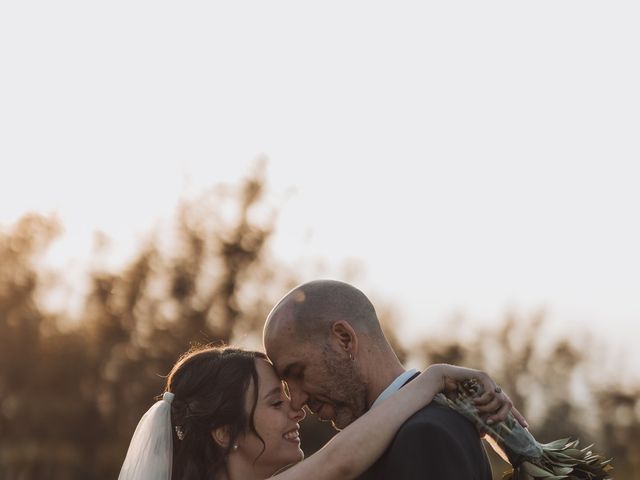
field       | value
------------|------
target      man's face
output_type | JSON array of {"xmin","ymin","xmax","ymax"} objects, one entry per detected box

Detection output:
[{"xmin": 265, "ymin": 337, "xmax": 368, "ymax": 430}]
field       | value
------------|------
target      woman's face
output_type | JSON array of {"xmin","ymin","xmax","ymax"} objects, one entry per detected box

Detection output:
[{"xmin": 236, "ymin": 358, "xmax": 306, "ymax": 475}]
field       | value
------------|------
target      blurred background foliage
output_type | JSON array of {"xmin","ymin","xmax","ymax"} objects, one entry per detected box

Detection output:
[{"xmin": 0, "ymin": 167, "xmax": 638, "ymax": 479}]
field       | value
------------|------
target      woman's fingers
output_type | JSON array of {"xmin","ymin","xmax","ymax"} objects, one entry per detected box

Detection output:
[
  {"xmin": 486, "ymin": 399, "xmax": 512, "ymax": 425},
  {"xmin": 473, "ymin": 376, "xmax": 502, "ymax": 407},
  {"xmin": 446, "ymin": 370, "xmax": 530, "ymax": 428},
  {"xmin": 511, "ymin": 406, "xmax": 529, "ymax": 429},
  {"xmin": 475, "ymin": 394, "xmax": 501, "ymax": 412},
  {"xmin": 473, "ymin": 384, "xmax": 515, "ymax": 424},
  {"xmin": 475, "ymin": 390, "xmax": 529, "ymax": 427},
  {"xmin": 447, "ymin": 370, "xmax": 530, "ymax": 428},
  {"xmin": 473, "ymin": 389, "xmax": 495, "ymax": 406}
]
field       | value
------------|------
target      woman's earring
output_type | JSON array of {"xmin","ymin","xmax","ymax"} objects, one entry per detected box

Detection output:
[
  {"xmin": 232, "ymin": 443, "xmax": 238, "ymax": 451},
  {"xmin": 349, "ymin": 353, "xmax": 354, "ymax": 361}
]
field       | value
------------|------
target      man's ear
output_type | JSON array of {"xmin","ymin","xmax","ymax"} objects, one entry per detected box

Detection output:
[
  {"xmin": 211, "ymin": 425, "xmax": 231, "ymax": 449},
  {"xmin": 330, "ymin": 320, "xmax": 358, "ymax": 357}
]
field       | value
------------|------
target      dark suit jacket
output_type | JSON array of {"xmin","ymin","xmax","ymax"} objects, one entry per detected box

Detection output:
[{"xmin": 358, "ymin": 377, "xmax": 493, "ymax": 480}]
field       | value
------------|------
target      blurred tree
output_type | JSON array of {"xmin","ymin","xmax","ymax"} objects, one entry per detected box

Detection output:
[
  {"xmin": 594, "ymin": 383, "xmax": 640, "ymax": 479},
  {"xmin": 0, "ymin": 214, "xmax": 91, "ymax": 479},
  {"xmin": 410, "ymin": 312, "xmax": 638, "ymax": 479},
  {"xmin": 0, "ymin": 168, "xmax": 638, "ymax": 479},
  {"xmin": 0, "ymin": 165, "xmax": 301, "ymax": 479}
]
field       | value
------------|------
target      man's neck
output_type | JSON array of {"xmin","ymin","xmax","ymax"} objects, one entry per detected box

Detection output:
[{"xmin": 364, "ymin": 360, "xmax": 406, "ymax": 409}]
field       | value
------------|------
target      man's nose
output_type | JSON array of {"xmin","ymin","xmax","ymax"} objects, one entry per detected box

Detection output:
[
  {"xmin": 289, "ymin": 403, "xmax": 306, "ymax": 422},
  {"xmin": 287, "ymin": 385, "xmax": 308, "ymax": 412}
]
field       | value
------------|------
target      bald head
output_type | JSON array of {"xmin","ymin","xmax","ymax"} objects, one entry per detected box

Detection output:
[
  {"xmin": 264, "ymin": 279, "xmax": 385, "ymax": 345},
  {"xmin": 264, "ymin": 280, "xmax": 405, "ymax": 424}
]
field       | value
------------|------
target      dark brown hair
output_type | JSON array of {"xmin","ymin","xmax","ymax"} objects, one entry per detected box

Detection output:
[{"xmin": 166, "ymin": 345, "xmax": 268, "ymax": 480}]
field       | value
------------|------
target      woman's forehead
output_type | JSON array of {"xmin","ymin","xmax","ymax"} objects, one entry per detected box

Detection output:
[{"xmin": 256, "ymin": 358, "xmax": 282, "ymax": 390}]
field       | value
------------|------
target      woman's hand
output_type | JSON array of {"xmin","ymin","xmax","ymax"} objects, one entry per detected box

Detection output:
[{"xmin": 431, "ymin": 364, "xmax": 529, "ymax": 429}]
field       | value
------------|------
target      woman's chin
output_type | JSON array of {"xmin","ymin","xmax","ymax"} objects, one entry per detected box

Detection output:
[
  {"xmin": 285, "ymin": 448, "xmax": 304, "ymax": 465},
  {"xmin": 284, "ymin": 440, "xmax": 304, "ymax": 463}
]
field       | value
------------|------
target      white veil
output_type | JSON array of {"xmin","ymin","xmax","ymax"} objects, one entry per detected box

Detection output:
[{"xmin": 118, "ymin": 391, "xmax": 174, "ymax": 480}]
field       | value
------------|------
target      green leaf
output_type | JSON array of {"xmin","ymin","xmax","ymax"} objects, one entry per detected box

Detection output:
[
  {"xmin": 522, "ymin": 462, "xmax": 555, "ymax": 477},
  {"xmin": 551, "ymin": 466, "xmax": 573, "ymax": 475},
  {"xmin": 540, "ymin": 438, "xmax": 571, "ymax": 450}
]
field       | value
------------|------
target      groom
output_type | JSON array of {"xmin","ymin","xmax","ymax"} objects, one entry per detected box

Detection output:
[{"xmin": 263, "ymin": 279, "xmax": 503, "ymax": 479}]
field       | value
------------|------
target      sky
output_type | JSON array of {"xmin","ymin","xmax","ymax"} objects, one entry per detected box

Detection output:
[{"xmin": 1, "ymin": 2, "xmax": 639, "ymax": 375}]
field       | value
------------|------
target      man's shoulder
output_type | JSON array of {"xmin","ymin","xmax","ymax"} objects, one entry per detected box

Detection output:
[
  {"xmin": 371, "ymin": 401, "xmax": 492, "ymax": 479},
  {"xmin": 396, "ymin": 400, "xmax": 478, "ymax": 439}
]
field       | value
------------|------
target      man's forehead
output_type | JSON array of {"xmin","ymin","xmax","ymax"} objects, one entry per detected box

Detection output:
[
  {"xmin": 269, "ymin": 350, "xmax": 302, "ymax": 378},
  {"xmin": 268, "ymin": 333, "xmax": 302, "ymax": 357},
  {"xmin": 267, "ymin": 336, "xmax": 317, "ymax": 372},
  {"xmin": 264, "ymin": 322, "xmax": 296, "ymax": 355}
]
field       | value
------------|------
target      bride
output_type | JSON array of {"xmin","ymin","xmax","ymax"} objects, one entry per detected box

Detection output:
[{"xmin": 119, "ymin": 345, "xmax": 517, "ymax": 480}]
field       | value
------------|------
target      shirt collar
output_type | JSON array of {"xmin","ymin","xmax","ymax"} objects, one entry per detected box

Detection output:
[{"xmin": 371, "ymin": 368, "xmax": 419, "ymax": 409}]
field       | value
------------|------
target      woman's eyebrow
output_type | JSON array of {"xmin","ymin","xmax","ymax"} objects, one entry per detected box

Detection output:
[{"xmin": 262, "ymin": 386, "xmax": 282, "ymax": 400}]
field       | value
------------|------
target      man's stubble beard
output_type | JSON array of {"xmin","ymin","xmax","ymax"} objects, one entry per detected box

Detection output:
[{"xmin": 321, "ymin": 348, "xmax": 368, "ymax": 431}]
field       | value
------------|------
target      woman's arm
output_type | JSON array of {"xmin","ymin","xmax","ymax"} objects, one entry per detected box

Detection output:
[{"xmin": 271, "ymin": 364, "xmax": 509, "ymax": 480}]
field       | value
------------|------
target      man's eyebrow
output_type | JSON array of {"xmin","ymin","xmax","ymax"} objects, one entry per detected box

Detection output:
[
  {"xmin": 281, "ymin": 362, "xmax": 301, "ymax": 379},
  {"xmin": 262, "ymin": 386, "xmax": 281, "ymax": 401}
]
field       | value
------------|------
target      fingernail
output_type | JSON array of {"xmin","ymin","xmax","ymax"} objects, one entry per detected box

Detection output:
[{"xmin": 486, "ymin": 419, "xmax": 493, "ymax": 425}]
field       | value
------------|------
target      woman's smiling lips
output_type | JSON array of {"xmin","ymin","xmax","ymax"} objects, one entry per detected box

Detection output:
[{"xmin": 283, "ymin": 426, "xmax": 300, "ymax": 443}]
